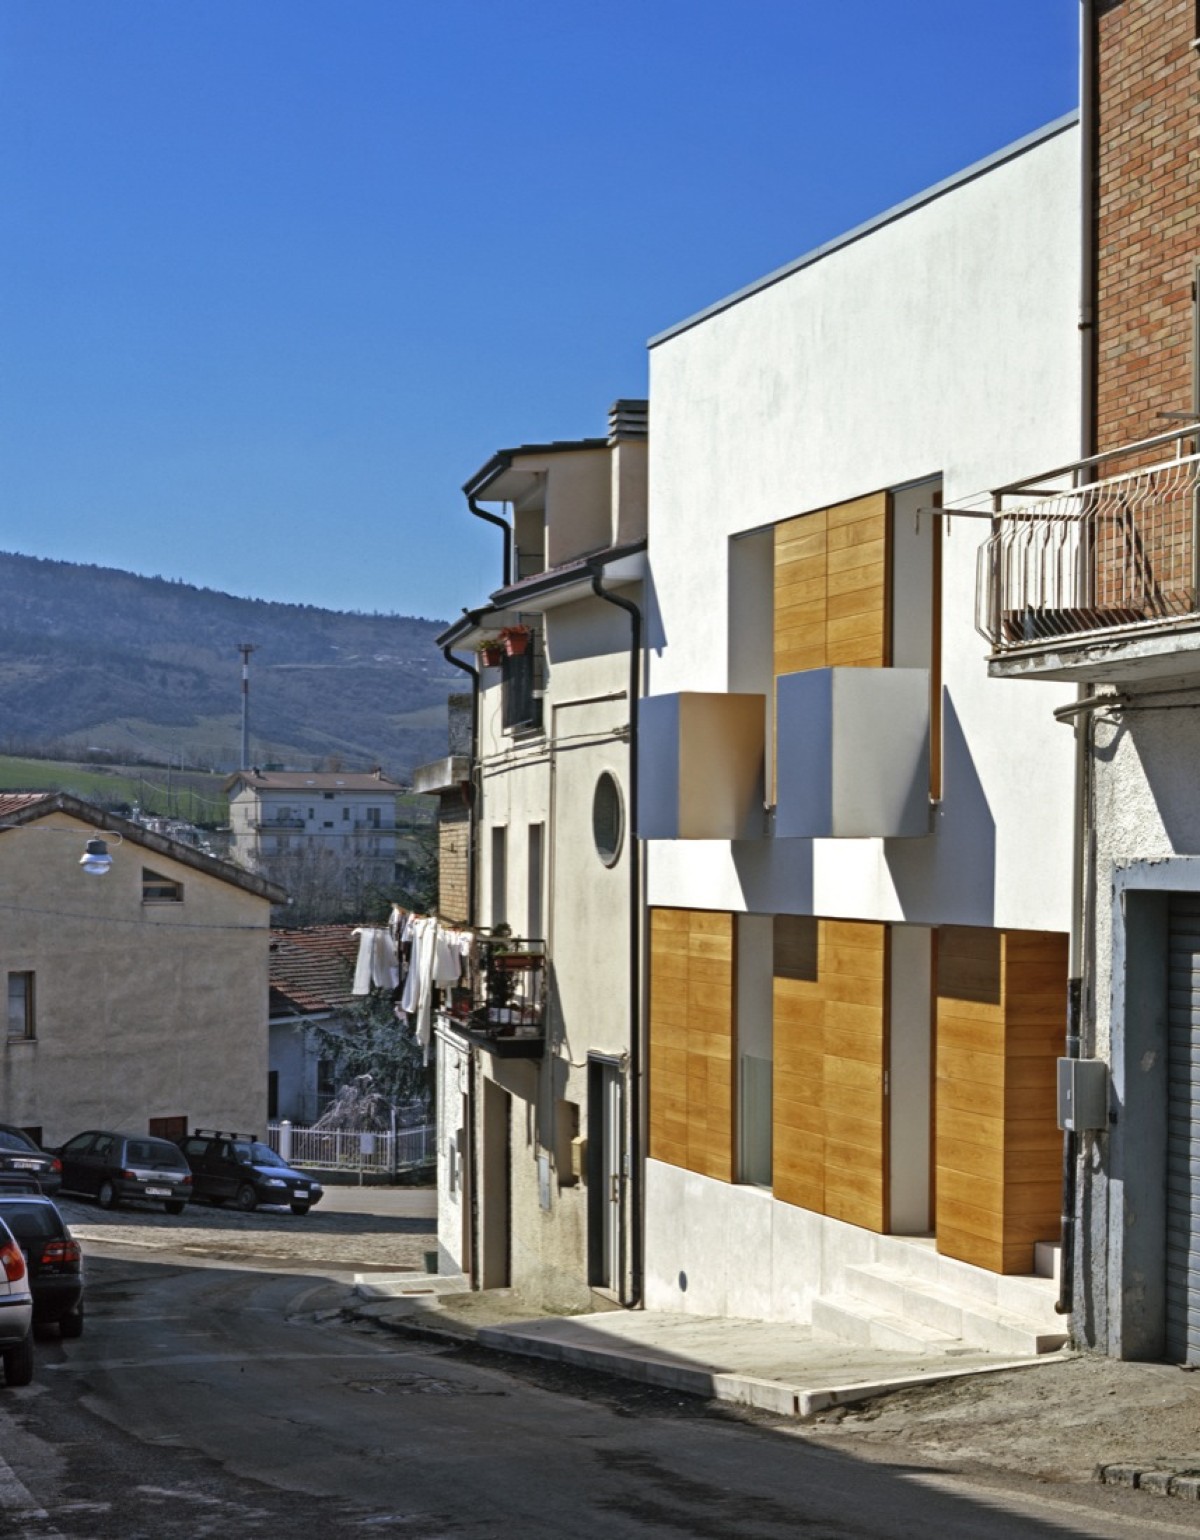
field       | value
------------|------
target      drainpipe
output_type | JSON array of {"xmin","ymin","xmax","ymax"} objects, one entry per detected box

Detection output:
[
  {"xmin": 468, "ymin": 495, "xmax": 512, "ymax": 591},
  {"xmin": 1058, "ymin": 0, "xmax": 1099, "ymax": 1320},
  {"xmin": 589, "ymin": 563, "xmax": 643, "ymax": 1310},
  {"xmin": 441, "ymin": 641, "xmax": 481, "ymax": 1287},
  {"xmin": 441, "ymin": 645, "xmax": 480, "ymax": 926}
]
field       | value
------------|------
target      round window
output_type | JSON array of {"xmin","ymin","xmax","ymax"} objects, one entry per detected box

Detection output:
[{"xmin": 592, "ymin": 772, "xmax": 624, "ymax": 866}]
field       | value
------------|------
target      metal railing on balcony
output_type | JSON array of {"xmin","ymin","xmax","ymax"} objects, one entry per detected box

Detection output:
[
  {"xmin": 439, "ymin": 935, "xmax": 547, "ymax": 1056},
  {"xmin": 254, "ymin": 816, "xmax": 305, "ymax": 830},
  {"xmin": 976, "ymin": 430, "xmax": 1200, "ymax": 653}
]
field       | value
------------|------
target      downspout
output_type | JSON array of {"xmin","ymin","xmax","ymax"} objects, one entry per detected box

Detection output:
[
  {"xmin": 442, "ymin": 642, "xmax": 481, "ymax": 1289},
  {"xmin": 1058, "ymin": 0, "xmax": 1099, "ymax": 1320},
  {"xmin": 468, "ymin": 495, "xmax": 512, "ymax": 591},
  {"xmin": 589, "ymin": 563, "xmax": 643, "ymax": 1310}
]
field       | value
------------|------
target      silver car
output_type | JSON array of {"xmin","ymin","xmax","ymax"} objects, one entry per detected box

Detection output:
[{"xmin": 0, "ymin": 1213, "xmax": 34, "ymax": 1385}]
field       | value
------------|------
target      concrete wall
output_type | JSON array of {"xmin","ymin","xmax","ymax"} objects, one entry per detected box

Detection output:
[{"xmin": 0, "ymin": 814, "xmax": 271, "ymax": 1143}]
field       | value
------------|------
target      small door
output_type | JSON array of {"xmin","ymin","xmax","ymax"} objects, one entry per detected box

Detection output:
[
  {"xmin": 1167, "ymin": 894, "xmax": 1200, "ymax": 1363},
  {"xmin": 588, "ymin": 1058, "xmax": 623, "ymax": 1291}
]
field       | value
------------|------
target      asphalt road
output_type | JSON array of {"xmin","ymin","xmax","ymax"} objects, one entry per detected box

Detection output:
[{"xmin": 0, "ymin": 1198, "xmax": 1188, "ymax": 1539}]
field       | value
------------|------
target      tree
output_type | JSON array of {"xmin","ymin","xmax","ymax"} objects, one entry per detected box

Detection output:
[{"xmin": 305, "ymin": 990, "xmax": 432, "ymax": 1127}]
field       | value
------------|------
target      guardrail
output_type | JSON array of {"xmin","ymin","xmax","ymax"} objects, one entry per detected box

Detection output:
[{"xmin": 267, "ymin": 1120, "xmax": 434, "ymax": 1178}]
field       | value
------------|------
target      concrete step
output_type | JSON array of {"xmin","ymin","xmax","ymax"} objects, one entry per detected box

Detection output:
[
  {"xmin": 1034, "ymin": 1240, "xmax": 1062, "ymax": 1283},
  {"xmin": 816, "ymin": 1263, "xmax": 1068, "ymax": 1357},
  {"xmin": 810, "ymin": 1293, "xmax": 964, "ymax": 1354}
]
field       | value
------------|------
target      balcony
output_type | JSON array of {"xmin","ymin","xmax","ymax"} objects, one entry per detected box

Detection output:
[
  {"xmin": 254, "ymin": 817, "xmax": 305, "ymax": 831},
  {"xmin": 638, "ymin": 692, "xmax": 765, "ymax": 840},
  {"xmin": 440, "ymin": 938, "xmax": 546, "ymax": 1059},
  {"xmin": 977, "ymin": 435, "xmax": 1200, "ymax": 684},
  {"xmin": 775, "ymin": 667, "xmax": 930, "ymax": 839}
]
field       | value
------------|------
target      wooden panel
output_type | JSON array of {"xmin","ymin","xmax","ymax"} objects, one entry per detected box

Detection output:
[
  {"xmin": 772, "ymin": 915, "xmax": 888, "ymax": 1231},
  {"xmin": 935, "ymin": 926, "xmax": 1066, "ymax": 1274},
  {"xmin": 648, "ymin": 907, "xmax": 734, "ymax": 1182}
]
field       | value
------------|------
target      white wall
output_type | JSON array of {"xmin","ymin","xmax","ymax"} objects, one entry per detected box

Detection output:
[{"xmin": 645, "ymin": 121, "xmax": 1081, "ymax": 936}]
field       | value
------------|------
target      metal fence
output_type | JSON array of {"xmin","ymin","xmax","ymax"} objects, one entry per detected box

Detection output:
[
  {"xmin": 267, "ymin": 1120, "xmax": 435, "ymax": 1178},
  {"xmin": 977, "ymin": 453, "xmax": 1200, "ymax": 650}
]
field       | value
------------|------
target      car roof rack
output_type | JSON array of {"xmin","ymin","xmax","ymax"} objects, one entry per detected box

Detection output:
[{"xmin": 192, "ymin": 1129, "xmax": 258, "ymax": 1141}]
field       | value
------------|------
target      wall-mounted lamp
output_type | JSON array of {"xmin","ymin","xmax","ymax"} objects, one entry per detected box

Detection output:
[{"xmin": 80, "ymin": 837, "xmax": 116, "ymax": 876}]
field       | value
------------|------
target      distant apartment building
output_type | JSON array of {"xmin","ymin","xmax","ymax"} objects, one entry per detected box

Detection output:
[{"xmin": 225, "ymin": 769, "xmax": 403, "ymax": 917}]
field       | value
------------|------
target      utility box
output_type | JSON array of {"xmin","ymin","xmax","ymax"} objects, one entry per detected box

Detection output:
[{"xmin": 1057, "ymin": 1057, "xmax": 1108, "ymax": 1132}]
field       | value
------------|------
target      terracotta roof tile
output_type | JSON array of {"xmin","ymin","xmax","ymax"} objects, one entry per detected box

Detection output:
[{"xmin": 269, "ymin": 925, "xmax": 361, "ymax": 1017}]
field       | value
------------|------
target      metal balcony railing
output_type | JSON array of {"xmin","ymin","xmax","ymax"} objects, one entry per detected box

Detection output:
[
  {"xmin": 977, "ymin": 431, "xmax": 1200, "ymax": 653},
  {"xmin": 440, "ymin": 936, "xmax": 547, "ymax": 1057}
]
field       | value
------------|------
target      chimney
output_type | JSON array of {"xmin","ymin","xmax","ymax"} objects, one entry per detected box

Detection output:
[{"xmin": 608, "ymin": 399, "xmax": 648, "ymax": 444}]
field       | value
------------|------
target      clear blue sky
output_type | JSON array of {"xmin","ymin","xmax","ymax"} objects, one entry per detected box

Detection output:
[{"xmin": 0, "ymin": 1, "xmax": 1079, "ymax": 624}]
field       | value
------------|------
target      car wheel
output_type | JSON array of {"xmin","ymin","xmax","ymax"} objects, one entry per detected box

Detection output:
[
  {"xmin": 59, "ymin": 1306, "xmax": 84, "ymax": 1341},
  {"xmin": 164, "ymin": 1200, "xmax": 186, "ymax": 1216},
  {"xmin": 290, "ymin": 1202, "xmax": 311, "ymax": 1216},
  {"xmin": 97, "ymin": 1180, "xmax": 119, "ymax": 1210},
  {"xmin": 234, "ymin": 1184, "xmax": 258, "ymax": 1212},
  {"xmin": 3, "ymin": 1333, "xmax": 33, "ymax": 1386}
]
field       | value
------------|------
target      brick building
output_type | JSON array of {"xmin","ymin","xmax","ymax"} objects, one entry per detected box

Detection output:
[{"xmin": 981, "ymin": 1, "xmax": 1200, "ymax": 1360}]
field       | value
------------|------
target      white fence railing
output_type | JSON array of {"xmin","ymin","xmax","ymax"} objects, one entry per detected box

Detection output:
[
  {"xmin": 977, "ymin": 454, "xmax": 1200, "ymax": 650},
  {"xmin": 267, "ymin": 1120, "xmax": 435, "ymax": 1177}
]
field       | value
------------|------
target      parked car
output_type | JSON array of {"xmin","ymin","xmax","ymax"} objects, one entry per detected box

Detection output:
[
  {"xmin": 0, "ymin": 1189, "xmax": 83, "ymax": 1338},
  {"xmin": 177, "ymin": 1131, "xmax": 324, "ymax": 1215},
  {"xmin": 0, "ymin": 1125, "xmax": 62, "ymax": 1196},
  {"xmin": 0, "ymin": 1213, "xmax": 34, "ymax": 1385},
  {"xmin": 57, "ymin": 1131, "xmax": 193, "ymax": 1214}
]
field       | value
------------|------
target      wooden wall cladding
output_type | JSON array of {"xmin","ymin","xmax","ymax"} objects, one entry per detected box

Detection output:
[
  {"xmin": 773, "ymin": 492, "xmax": 890, "ymax": 678},
  {"xmin": 773, "ymin": 916, "xmax": 888, "ymax": 1233},
  {"xmin": 935, "ymin": 927, "xmax": 1067, "ymax": 1274},
  {"xmin": 648, "ymin": 907, "xmax": 735, "ymax": 1182}
]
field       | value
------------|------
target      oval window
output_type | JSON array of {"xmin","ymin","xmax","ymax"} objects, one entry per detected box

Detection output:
[{"xmin": 592, "ymin": 772, "xmax": 624, "ymax": 866}]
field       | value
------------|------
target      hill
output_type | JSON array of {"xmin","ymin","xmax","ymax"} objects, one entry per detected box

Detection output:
[{"xmin": 0, "ymin": 552, "xmax": 458, "ymax": 779}]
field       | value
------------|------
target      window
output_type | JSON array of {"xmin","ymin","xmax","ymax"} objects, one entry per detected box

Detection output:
[
  {"xmin": 527, "ymin": 823, "xmax": 544, "ymax": 939},
  {"xmin": 502, "ymin": 649, "xmax": 542, "ymax": 733},
  {"xmin": 268, "ymin": 1071, "xmax": 279, "ymax": 1121},
  {"xmin": 490, "ymin": 826, "xmax": 508, "ymax": 927},
  {"xmin": 366, "ymin": 806, "xmax": 381, "ymax": 828},
  {"xmin": 317, "ymin": 1058, "xmax": 337, "ymax": 1110},
  {"xmin": 592, "ymin": 773, "xmax": 624, "ymax": 866},
  {"xmin": 343, "ymin": 807, "xmax": 351, "ymax": 821},
  {"xmin": 142, "ymin": 868, "xmax": 183, "ymax": 903},
  {"xmin": 7, "ymin": 973, "xmax": 34, "ymax": 1041},
  {"xmin": 324, "ymin": 791, "xmax": 335, "ymax": 800}
]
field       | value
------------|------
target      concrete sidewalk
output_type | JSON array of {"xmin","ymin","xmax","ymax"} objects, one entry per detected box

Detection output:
[{"xmin": 349, "ymin": 1274, "xmax": 1062, "ymax": 1418}]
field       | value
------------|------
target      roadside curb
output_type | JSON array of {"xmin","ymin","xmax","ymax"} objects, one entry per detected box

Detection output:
[
  {"xmin": 346, "ymin": 1292, "xmax": 1065, "ymax": 1422},
  {"xmin": 1096, "ymin": 1463, "xmax": 1200, "ymax": 1500}
]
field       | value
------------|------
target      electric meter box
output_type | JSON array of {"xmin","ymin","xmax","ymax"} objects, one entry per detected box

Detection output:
[{"xmin": 1057, "ymin": 1057, "xmax": 1108, "ymax": 1132}]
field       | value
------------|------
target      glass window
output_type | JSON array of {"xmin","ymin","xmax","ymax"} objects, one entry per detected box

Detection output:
[
  {"xmin": 592, "ymin": 773, "xmax": 624, "ymax": 866},
  {"xmin": 7, "ymin": 973, "xmax": 33, "ymax": 1040},
  {"xmin": 142, "ymin": 869, "xmax": 184, "ymax": 903}
]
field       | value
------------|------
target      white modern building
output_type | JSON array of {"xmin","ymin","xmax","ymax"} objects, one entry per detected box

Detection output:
[{"xmin": 637, "ymin": 116, "xmax": 1083, "ymax": 1351}]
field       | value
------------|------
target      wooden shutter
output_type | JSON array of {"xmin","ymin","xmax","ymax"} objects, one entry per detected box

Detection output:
[
  {"xmin": 935, "ymin": 927, "xmax": 1065, "ymax": 1273},
  {"xmin": 648, "ymin": 908, "xmax": 735, "ymax": 1182},
  {"xmin": 773, "ymin": 916, "xmax": 889, "ymax": 1232},
  {"xmin": 774, "ymin": 492, "xmax": 890, "ymax": 677}
]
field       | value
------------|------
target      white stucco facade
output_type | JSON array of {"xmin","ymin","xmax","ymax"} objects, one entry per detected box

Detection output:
[{"xmin": 641, "ymin": 117, "xmax": 1083, "ymax": 1321}]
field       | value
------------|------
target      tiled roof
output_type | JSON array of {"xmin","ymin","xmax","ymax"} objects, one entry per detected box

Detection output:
[
  {"xmin": 226, "ymin": 771, "xmax": 403, "ymax": 794},
  {"xmin": 269, "ymin": 925, "xmax": 360, "ymax": 1017}
]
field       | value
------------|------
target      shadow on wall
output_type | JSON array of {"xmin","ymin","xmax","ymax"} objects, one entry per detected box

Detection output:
[
  {"xmin": 1099, "ymin": 708, "xmax": 1200, "ymax": 853},
  {"xmin": 886, "ymin": 690, "xmax": 996, "ymax": 926},
  {"xmin": 732, "ymin": 829, "xmax": 815, "ymax": 916}
]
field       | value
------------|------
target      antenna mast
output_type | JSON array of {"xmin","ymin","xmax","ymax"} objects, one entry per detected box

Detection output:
[{"xmin": 237, "ymin": 643, "xmax": 258, "ymax": 770}]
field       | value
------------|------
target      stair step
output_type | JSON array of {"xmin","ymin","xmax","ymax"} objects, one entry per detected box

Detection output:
[
  {"xmin": 822, "ymin": 1263, "xmax": 1068, "ymax": 1357},
  {"xmin": 811, "ymin": 1294, "xmax": 962, "ymax": 1354}
]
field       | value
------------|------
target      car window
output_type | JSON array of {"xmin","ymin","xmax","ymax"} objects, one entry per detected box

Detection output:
[
  {"xmin": 0, "ymin": 1205, "xmax": 58, "ymax": 1240},
  {"xmin": 232, "ymin": 1143, "xmax": 254, "ymax": 1165},
  {"xmin": 0, "ymin": 1131, "xmax": 35, "ymax": 1153},
  {"xmin": 127, "ymin": 1140, "xmax": 187, "ymax": 1167},
  {"xmin": 62, "ymin": 1133, "xmax": 95, "ymax": 1156},
  {"xmin": 181, "ymin": 1139, "xmax": 208, "ymax": 1157},
  {"xmin": 248, "ymin": 1142, "xmax": 286, "ymax": 1167},
  {"xmin": 92, "ymin": 1135, "xmax": 114, "ymax": 1156}
]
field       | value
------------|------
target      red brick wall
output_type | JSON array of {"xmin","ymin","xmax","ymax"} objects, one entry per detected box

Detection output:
[{"xmin": 1096, "ymin": 0, "xmax": 1200, "ymax": 452}]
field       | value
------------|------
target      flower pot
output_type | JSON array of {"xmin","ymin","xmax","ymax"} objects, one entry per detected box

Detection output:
[
  {"xmin": 501, "ymin": 627, "xmax": 530, "ymax": 657},
  {"xmin": 479, "ymin": 642, "xmax": 504, "ymax": 667}
]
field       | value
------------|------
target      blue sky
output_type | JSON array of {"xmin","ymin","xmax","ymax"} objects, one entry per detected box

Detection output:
[{"xmin": 0, "ymin": 1, "xmax": 1079, "ymax": 623}]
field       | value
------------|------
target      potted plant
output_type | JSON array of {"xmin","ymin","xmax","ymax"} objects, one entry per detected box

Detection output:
[
  {"xmin": 500, "ymin": 625, "xmax": 531, "ymax": 657},
  {"xmin": 477, "ymin": 638, "xmax": 505, "ymax": 668}
]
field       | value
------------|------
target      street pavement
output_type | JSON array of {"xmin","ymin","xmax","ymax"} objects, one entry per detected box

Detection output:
[{"xmin": 57, "ymin": 1182, "xmax": 438, "ymax": 1273}]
